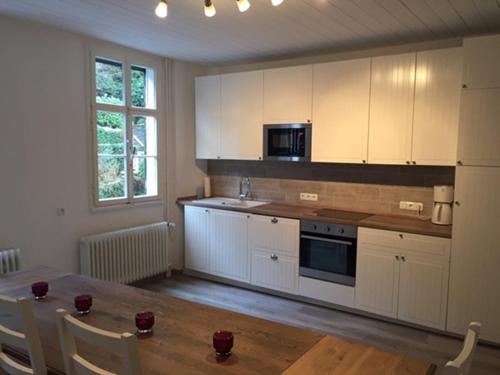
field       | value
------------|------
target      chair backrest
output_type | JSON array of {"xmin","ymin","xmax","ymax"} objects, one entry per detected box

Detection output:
[
  {"xmin": 443, "ymin": 322, "xmax": 482, "ymax": 375},
  {"xmin": 0, "ymin": 295, "xmax": 47, "ymax": 375},
  {"xmin": 56, "ymin": 309, "xmax": 141, "ymax": 375}
]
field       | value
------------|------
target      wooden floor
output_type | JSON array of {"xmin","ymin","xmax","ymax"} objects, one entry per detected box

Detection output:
[{"xmin": 142, "ymin": 274, "xmax": 500, "ymax": 375}]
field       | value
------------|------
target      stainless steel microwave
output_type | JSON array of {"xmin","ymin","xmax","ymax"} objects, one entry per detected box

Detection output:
[{"xmin": 263, "ymin": 124, "xmax": 312, "ymax": 162}]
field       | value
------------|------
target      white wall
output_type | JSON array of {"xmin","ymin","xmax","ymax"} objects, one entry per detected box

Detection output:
[{"xmin": 0, "ymin": 15, "xmax": 206, "ymax": 272}]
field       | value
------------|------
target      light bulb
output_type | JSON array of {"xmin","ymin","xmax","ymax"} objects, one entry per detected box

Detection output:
[
  {"xmin": 155, "ymin": 0, "xmax": 168, "ymax": 18},
  {"xmin": 271, "ymin": 0, "xmax": 283, "ymax": 5},
  {"xmin": 236, "ymin": 0, "xmax": 251, "ymax": 12},
  {"xmin": 204, "ymin": 0, "xmax": 216, "ymax": 17}
]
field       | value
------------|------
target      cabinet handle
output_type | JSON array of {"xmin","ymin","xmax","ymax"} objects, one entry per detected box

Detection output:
[
  {"xmin": 247, "ymin": 215, "xmax": 251, "ymax": 219},
  {"xmin": 270, "ymin": 254, "xmax": 278, "ymax": 261},
  {"xmin": 271, "ymin": 218, "xmax": 278, "ymax": 224},
  {"xmin": 457, "ymin": 160, "xmax": 463, "ymax": 165},
  {"xmin": 406, "ymin": 161, "xmax": 410, "ymax": 165},
  {"xmin": 205, "ymin": 209, "xmax": 209, "ymax": 213},
  {"xmin": 455, "ymin": 201, "xmax": 460, "ymax": 207},
  {"xmin": 412, "ymin": 161, "xmax": 416, "ymax": 165},
  {"xmin": 462, "ymin": 84, "xmax": 467, "ymax": 89},
  {"xmin": 401, "ymin": 256, "xmax": 406, "ymax": 262},
  {"xmin": 399, "ymin": 234, "xmax": 404, "ymax": 239},
  {"xmin": 362, "ymin": 160, "xmax": 367, "ymax": 164},
  {"xmin": 307, "ymin": 119, "xmax": 311, "ymax": 123},
  {"xmin": 395, "ymin": 255, "xmax": 400, "ymax": 261},
  {"xmin": 258, "ymin": 157, "xmax": 262, "ymax": 160}
]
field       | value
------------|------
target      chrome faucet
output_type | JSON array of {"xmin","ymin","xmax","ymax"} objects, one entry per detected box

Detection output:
[{"xmin": 239, "ymin": 177, "xmax": 252, "ymax": 200}]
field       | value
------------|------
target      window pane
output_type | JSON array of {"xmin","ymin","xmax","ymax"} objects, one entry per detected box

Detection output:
[
  {"xmin": 132, "ymin": 116, "xmax": 157, "ymax": 156},
  {"xmin": 131, "ymin": 65, "xmax": 156, "ymax": 109},
  {"xmin": 96, "ymin": 111, "xmax": 126, "ymax": 155},
  {"xmin": 98, "ymin": 157, "xmax": 127, "ymax": 201},
  {"xmin": 96, "ymin": 58, "xmax": 124, "ymax": 105},
  {"xmin": 133, "ymin": 157, "xmax": 158, "ymax": 197}
]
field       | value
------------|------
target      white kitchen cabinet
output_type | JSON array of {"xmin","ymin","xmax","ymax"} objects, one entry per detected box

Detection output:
[
  {"xmin": 263, "ymin": 65, "xmax": 313, "ymax": 124},
  {"xmin": 368, "ymin": 53, "xmax": 415, "ymax": 165},
  {"xmin": 184, "ymin": 206, "xmax": 210, "ymax": 272},
  {"xmin": 398, "ymin": 255, "xmax": 449, "ymax": 330},
  {"xmin": 209, "ymin": 209, "xmax": 249, "ymax": 282},
  {"xmin": 412, "ymin": 48, "xmax": 463, "ymax": 166},
  {"xmin": 355, "ymin": 247, "xmax": 400, "ymax": 318},
  {"xmin": 457, "ymin": 88, "xmax": 500, "ymax": 167},
  {"xmin": 220, "ymin": 71, "xmax": 263, "ymax": 160},
  {"xmin": 312, "ymin": 58, "xmax": 370, "ymax": 163},
  {"xmin": 248, "ymin": 215, "xmax": 299, "ymax": 256},
  {"xmin": 195, "ymin": 75, "xmax": 221, "ymax": 159},
  {"xmin": 356, "ymin": 228, "xmax": 451, "ymax": 330},
  {"xmin": 251, "ymin": 251, "xmax": 298, "ymax": 293},
  {"xmin": 447, "ymin": 167, "xmax": 500, "ymax": 343},
  {"xmin": 463, "ymin": 35, "xmax": 500, "ymax": 89}
]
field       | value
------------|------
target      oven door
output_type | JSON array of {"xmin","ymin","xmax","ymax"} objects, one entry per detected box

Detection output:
[
  {"xmin": 299, "ymin": 233, "xmax": 357, "ymax": 286},
  {"xmin": 263, "ymin": 124, "xmax": 311, "ymax": 161}
]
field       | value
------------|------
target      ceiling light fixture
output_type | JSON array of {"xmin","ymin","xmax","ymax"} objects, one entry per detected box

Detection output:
[
  {"xmin": 155, "ymin": 0, "xmax": 168, "ymax": 18},
  {"xmin": 204, "ymin": 0, "xmax": 216, "ymax": 17},
  {"xmin": 236, "ymin": 0, "xmax": 251, "ymax": 13},
  {"xmin": 271, "ymin": 0, "xmax": 284, "ymax": 6}
]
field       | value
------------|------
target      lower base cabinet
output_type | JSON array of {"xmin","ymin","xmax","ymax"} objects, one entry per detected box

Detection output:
[
  {"xmin": 251, "ymin": 251, "xmax": 298, "ymax": 293},
  {"xmin": 355, "ymin": 228, "xmax": 451, "ymax": 330}
]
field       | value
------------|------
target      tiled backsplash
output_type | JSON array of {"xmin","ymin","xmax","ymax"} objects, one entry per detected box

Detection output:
[{"xmin": 211, "ymin": 175, "xmax": 436, "ymax": 217}]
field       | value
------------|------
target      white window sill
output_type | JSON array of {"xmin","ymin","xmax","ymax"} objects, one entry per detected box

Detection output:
[{"xmin": 90, "ymin": 199, "xmax": 164, "ymax": 213}]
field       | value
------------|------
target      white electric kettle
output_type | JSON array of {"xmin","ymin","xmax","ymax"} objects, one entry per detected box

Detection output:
[{"xmin": 431, "ymin": 186, "xmax": 454, "ymax": 225}]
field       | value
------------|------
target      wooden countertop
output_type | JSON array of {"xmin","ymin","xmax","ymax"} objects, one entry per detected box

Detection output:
[
  {"xmin": 178, "ymin": 197, "xmax": 452, "ymax": 238},
  {"xmin": 1, "ymin": 266, "xmax": 436, "ymax": 375}
]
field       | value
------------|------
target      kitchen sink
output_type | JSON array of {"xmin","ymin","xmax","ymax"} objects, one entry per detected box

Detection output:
[{"xmin": 192, "ymin": 197, "xmax": 269, "ymax": 208}]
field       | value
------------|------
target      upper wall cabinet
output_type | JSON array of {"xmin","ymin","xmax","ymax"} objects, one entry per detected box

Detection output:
[
  {"xmin": 457, "ymin": 88, "xmax": 500, "ymax": 166},
  {"xmin": 368, "ymin": 53, "xmax": 416, "ymax": 165},
  {"xmin": 463, "ymin": 35, "xmax": 500, "ymax": 89},
  {"xmin": 220, "ymin": 71, "xmax": 263, "ymax": 160},
  {"xmin": 412, "ymin": 48, "xmax": 463, "ymax": 166},
  {"xmin": 263, "ymin": 65, "xmax": 313, "ymax": 124},
  {"xmin": 312, "ymin": 58, "xmax": 371, "ymax": 164},
  {"xmin": 195, "ymin": 75, "xmax": 221, "ymax": 159}
]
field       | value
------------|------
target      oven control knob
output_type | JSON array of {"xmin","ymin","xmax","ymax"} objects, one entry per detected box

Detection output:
[
  {"xmin": 339, "ymin": 228, "xmax": 345, "ymax": 234},
  {"xmin": 313, "ymin": 225, "xmax": 317, "ymax": 231},
  {"xmin": 326, "ymin": 226, "xmax": 331, "ymax": 232}
]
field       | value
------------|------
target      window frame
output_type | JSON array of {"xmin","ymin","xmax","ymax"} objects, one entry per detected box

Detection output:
[{"xmin": 89, "ymin": 47, "xmax": 163, "ymax": 208}]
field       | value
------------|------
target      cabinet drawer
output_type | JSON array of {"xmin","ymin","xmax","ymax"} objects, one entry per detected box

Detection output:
[
  {"xmin": 358, "ymin": 227, "xmax": 450, "ymax": 260},
  {"xmin": 248, "ymin": 215, "xmax": 299, "ymax": 256},
  {"xmin": 251, "ymin": 251, "xmax": 298, "ymax": 293}
]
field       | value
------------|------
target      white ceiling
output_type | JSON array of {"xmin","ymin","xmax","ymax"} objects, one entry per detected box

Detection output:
[{"xmin": 1, "ymin": 0, "xmax": 500, "ymax": 64}]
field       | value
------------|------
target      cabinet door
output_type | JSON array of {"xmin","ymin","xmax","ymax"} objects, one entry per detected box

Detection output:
[
  {"xmin": 251, "ymin": 251, "xmax": 298, "ymax": 293},
  {"xmin": 195, "ymin": 75, "xmax": 221, "ymax": 159},
  {"xmin": 463, "ymin": 35, "xmax": 500, "ymax": 89},
  {"xmin": 312, "ymin": 59, "xmax": 370, "ymax": 163},
  {"xmin": 221, "ymin": 71, "xmax": 263, "ymax": 160},
  {"xmin": 398, "ymin": 255, "xmax": 449, "ymax": 330},
  {"xmin": 447, "ymin": 167, "xmax": 500, "ymax": 343},
  {"xmin": 412, "ymin": 48, "xmax": 463, "ymax": 166},
  {"xmin": 184, "ymin": 206, "xmax": 209, "ymax": 272},
  {"xmin": 263, "ymin": 65, "xmax": 312, "ymax": 124},
  {"xmin": 368, "ymin": 53, "xmax": 415, "ymax": 165},
  {"xmin": 248, "ymin": 215, "xmax": 299, "ymax": 256},
  {"xmin": 355, "ymin": 247, "xmax": 400, "ymax": 318},
  {"xmin": 457, "ymin": 88, "xmax": 500, "ymax": 167},
  {"xmin": 209, "ymin": 209, "xmax": 249, "ymax": 282}
]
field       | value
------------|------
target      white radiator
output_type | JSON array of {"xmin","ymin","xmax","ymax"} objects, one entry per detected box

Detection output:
[
  {"xmin": 80, "ymin": 222, "xmax": 169, "ymax": 284},
  {"xmin": 0, "ymin": 248, "xmax": 21, "ymax": 275}
]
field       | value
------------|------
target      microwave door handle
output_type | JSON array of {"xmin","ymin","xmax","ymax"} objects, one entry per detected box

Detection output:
[{"xmin": 300, "ymin": 234, "xmax": 353, "ymax": 246}]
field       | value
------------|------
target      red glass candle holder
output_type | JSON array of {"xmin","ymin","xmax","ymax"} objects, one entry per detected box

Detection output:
[
  {"xmin": 31, "ymin": 282, "xmax": 48, "ymax": 300},
  {"xmin": 135, "ymin": 311, "xmax": 154, "ymax": 334},
  {"xmin": 213, "ymin": 330, "xmax": 233, "ymax": 359},
  {"xmin": 74, "ymin": 295, "xmax": 93, "ymax": 315}
]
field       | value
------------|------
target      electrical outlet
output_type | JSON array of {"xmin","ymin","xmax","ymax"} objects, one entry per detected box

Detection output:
[
  {"xmin": 300, "ymin": 193, "xmax": 318, "ymax": 201},
  {"xmin": 399, "ymin": 201, "xmax": 423, "ymax": 212}
]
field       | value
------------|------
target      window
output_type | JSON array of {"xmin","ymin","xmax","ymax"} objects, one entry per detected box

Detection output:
[{"xmin": 92, "ymin": 56, "xmax": 159, "ymax": 205}]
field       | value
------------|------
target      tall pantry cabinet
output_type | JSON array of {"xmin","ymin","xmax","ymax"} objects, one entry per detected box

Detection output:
[{"xmin": 447, "ymin": 34, "xmax": 500, "ymax": 344}]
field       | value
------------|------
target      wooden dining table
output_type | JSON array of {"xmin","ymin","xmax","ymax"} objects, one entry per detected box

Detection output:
[{"xmin": 0, "ymin": 266, "xmax": 436, "ymax": 374}]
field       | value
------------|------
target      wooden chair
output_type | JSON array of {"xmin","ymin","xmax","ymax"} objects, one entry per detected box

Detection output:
[
  {"xmin": 56, "ymin": 309, "xmax": 141, "ymax": 375},
  {"xmin": 443, "ymin": 322, "xmax": 482, "ymax": 375},
  {"xmin": 0, "ymin": 295, "xmax": 47, "ymax": 375}
]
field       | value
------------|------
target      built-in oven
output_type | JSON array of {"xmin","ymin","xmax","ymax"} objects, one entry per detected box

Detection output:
[
  {"xmin": 263, "ymin": 123, "xmax": 311, "ymax": 162},
  {"xmin": 299, "ymin": 220, "xmax": 357, "ymax": 287}
]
